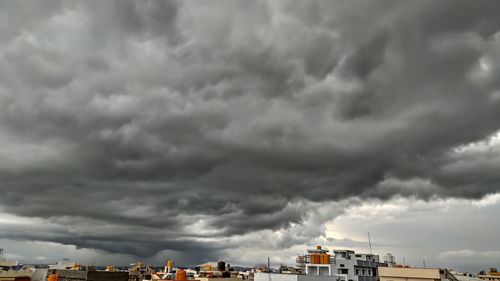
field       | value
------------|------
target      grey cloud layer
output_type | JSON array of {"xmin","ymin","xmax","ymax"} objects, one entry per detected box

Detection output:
[{"xmin": 1, "ymin": 0, "xmax": 500, "ymax": 260}]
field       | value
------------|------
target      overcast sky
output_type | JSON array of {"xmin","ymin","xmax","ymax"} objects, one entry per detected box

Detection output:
[{"xmin": 1, "ymin": 0, "xmax": 500, "ymax": 273}]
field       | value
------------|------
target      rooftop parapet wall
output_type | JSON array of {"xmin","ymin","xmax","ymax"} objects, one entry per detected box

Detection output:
[
  {"xmin": 378, "ymin": 267, "xmax": 441, "ymax": 279},
  {"xmin": 53, "ymin": 269, "xmax": 128, "ymax": 281},
  {"xmin": 255, "ymin": 273, "xmax": 340, "ymax": 281},
  {"xmin": 88, "ymin": 271, "xmax": 129, "ymax": 281},
  {"xmin": 357, "ymin": 260, "xmax": 387, "ymax": 268}
]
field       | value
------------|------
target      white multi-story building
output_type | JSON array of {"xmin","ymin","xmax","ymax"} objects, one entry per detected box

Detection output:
[
  {"xmin": 329, "ymin": 249, "xmax": 386, "ymax": 281},
  {"xmin": 255, "ymin": 246, "xmax": 387, "ymax": 281},
  {"xmin": 300, "ymin": 247, "xmax": 387, "ymax": 281}
]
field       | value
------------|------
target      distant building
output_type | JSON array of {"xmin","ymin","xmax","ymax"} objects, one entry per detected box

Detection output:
[
  {"xmin": 449, "ymin": 271, "xmax": 483, "ymax": 281},
  {"xmin": 49, "ymin": 259, "xmax": 78, "ymax": 270},
  {"xmin": 383, "ymin": 254, "xmax": 396, "ymax": 268},
  {"xmin": 477, "ymin": 268, "xmax": 500, "ymax": 281},
  {"xmin": 49, "ymin": 269, "xmax": 129, "ymax": 281},
  {"xmin": 477, "ymin": 275, "xmax": 500, "ymax": 281}
]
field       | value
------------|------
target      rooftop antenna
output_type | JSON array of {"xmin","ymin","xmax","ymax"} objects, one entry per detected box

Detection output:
[{"xmin": 367, "ymin": 232, "xmax": 373, "ymax": 254}]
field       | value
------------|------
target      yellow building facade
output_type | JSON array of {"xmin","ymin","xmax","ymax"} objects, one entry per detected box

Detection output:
[{"xmin": 378, "ymin": 267, "xmax": 442, "ymax": 281}]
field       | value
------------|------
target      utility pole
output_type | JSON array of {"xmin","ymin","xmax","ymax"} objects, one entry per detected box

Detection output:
[
  {"xmin": 367, "ymin": 232, "xmax": 373, "ymax": 254},
  {"xmin": 403, "ymin": 257, "xmax": 406, "ymax": 266},
  {"xmin": 423, "ymin": 257, "xmax": 426, "ymax": 268},
  {"xmin": 268, "ymin": 257, "xmax": 270, "ymax": 272}
]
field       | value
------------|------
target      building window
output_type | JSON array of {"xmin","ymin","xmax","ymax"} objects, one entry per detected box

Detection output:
[
  {"xmin": 338, "ymin": 269, "xmax": 348, "ymax": 275},
  {"xmin": 340, "ymin": 264, "xmax": 345, "ymax": 268},
  {"xmin": 355, "ymin": 270, "xmax": 359, "ymax": 275}
]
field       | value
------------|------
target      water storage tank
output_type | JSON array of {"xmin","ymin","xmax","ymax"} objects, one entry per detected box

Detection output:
[
  {"xmin": 323, "ymin": 254, "xmax": 331, "ymax": 264},
  {"xmin": 167, "ymin": 259, "xmax": 174, "ymax": 272},
  {"xmin": 218, "ymin": 261, "xmax": 226, "ymax": 271},
  {"xmin": 176, "ymin": 269, "xmax": 187, "ymax": 281},
  {"xmin": 48, "ymin": 274, "xmax": 59, "ymax": 281}
]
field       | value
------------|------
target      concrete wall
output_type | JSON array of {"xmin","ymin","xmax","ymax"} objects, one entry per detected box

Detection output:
[
  {"xmin": 306, "ymin": 265, "xmax": 332, "ymax": 277},
  {"xmin": 87, "ymin": 271, "xmax": 129, "ymax": 281},
  {"xmin": 332, "ymin": 256, "xmax": 358, "ymax": 281},
  {"xmin": 32, "ymin": 269, "xmax": 48, "ymax": 281},
  {"xmin": 255, "ymin": 273, "xmax": 299, "ymax": 281},
  {"xmin": 378, "ymin": 267, "xmax": 440, "ymax": 281},
  {"xmin": 255, "ymin": 273, "xmax": 337, "ymax": 281},
  {"xmin": 53, "ymin": 269, "xmax": 128, "ymax": 281},
  {"xmin": 55, "ymin": 269, "xmax": 87, "ymax": 280},
  {"xmin": 197, "ymin": 278, "xmax": 241, "ymax": 281},
  {"xmin": 298, "ymin": 275, "xmax": 338, "ymax": 281}
]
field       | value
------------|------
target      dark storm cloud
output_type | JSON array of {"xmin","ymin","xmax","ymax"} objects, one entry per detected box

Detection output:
[{"xmin": 1, "ymin": 0, "xmax": 500, "ymax": 261}]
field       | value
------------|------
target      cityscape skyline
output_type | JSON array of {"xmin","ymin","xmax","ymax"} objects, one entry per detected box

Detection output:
[{"xmin": 1, "ymin": 0, "xmax": 500, "ymax": 275}]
